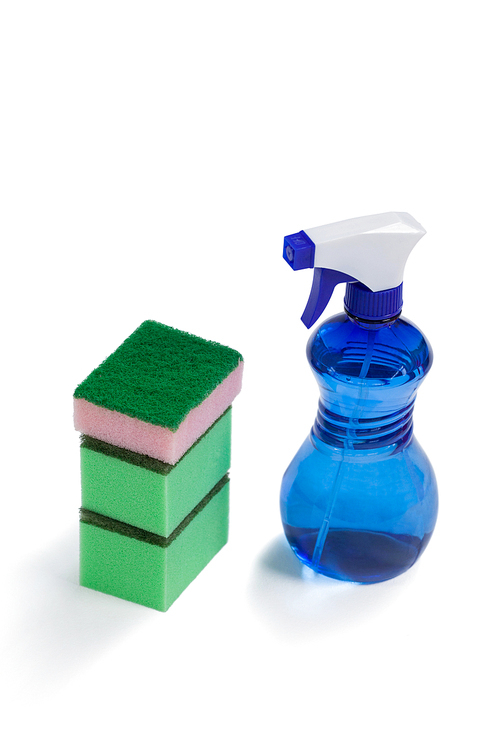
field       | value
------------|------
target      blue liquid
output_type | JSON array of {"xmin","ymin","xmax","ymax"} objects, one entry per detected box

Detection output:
[
  {"xmin": 280, "ymin": 312, "xmax": 438, "ymax": 583},
  {"xmin": 283, "ymin": 525, "xmax": 432, "ymax": 583}
]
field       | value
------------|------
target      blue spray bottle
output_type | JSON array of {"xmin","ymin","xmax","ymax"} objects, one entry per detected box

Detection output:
[{"xmin": 281, "ymin": 212, "xmax": 438, "ymax": 583}]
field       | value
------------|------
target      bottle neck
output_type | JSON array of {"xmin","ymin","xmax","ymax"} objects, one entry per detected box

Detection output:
[{"xmin": 344, "ymin": 309, "xmax": 402, "ymax": 330}]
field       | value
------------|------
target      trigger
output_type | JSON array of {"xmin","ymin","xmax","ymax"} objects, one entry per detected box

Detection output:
[{"xmin": 301, "ymin": 269, "xmax": 356, "ymax": 328}]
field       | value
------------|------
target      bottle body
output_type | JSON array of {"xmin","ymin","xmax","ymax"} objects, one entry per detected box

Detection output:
[{"xmin": 280, "ymin": 312, "xmax": 438, "ymax": 583}]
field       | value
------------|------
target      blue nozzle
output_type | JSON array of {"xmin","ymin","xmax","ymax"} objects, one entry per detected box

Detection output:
[{"xmin": 283, "ymin": 231, "xmax": 315, "ymax": 270}]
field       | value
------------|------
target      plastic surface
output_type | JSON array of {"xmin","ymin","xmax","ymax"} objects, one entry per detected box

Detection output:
[
  {"xmin": 280, "ymin": 312, "xmax": 438, "ymax": 583},
  {"xmin": 284, "ymin": 212, "xmax": 426, "ymax": 328}
]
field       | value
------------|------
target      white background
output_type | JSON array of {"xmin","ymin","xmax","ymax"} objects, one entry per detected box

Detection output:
[{"xmin": 1, "ymin": 2, "xmax": 498, "ymax": 748}]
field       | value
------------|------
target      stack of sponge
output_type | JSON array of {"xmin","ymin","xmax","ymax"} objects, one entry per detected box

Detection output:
[{"xmin": 73, "ymin": 320, "xmax": 243, "ymax": 611}]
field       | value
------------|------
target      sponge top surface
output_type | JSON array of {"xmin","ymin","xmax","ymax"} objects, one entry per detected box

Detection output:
[{"xmin": 74, "ymin": 320, "xmax": 243, "ymax": 431}]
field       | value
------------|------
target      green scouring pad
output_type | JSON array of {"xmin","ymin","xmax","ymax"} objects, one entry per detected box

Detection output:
[
  {"xmin": 80, "ymin": 476, "xmax": 230, "ymax": 612},
  {"xmin": 74, "ymin": 320, "xmax": 243, "ymax": 464},
  {"xmin": 80, "ymin": 408, "xmax": 231, "ymax": 537}
]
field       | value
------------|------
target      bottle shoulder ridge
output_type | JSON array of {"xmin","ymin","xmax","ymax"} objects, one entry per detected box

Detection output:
[
  {"xmin": 308, "ymin": 313, "xmax": 432, "ymax": 381},
  {"xmin": 395, "ymin": 316, "xmax": 433, "ymax": 361}
]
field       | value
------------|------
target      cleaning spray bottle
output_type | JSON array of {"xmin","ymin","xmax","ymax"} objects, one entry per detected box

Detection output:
[{"xmin": 281, "ymin": 212, "xmax": 438, "ymax": 583}]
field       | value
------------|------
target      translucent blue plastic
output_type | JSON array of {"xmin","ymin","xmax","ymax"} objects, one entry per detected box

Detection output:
[{"xmin": 280, "ymin": 312, "xmax": 438, "ymax": 583}]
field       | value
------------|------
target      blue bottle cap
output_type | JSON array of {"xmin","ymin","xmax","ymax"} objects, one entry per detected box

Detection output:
[{"xmin": 344, "ymin": 282, "xmax": 403, "ymax": 321}]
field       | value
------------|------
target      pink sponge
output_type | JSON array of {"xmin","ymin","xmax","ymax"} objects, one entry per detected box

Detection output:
[
  {"xmin": 73, "ymin": 320, "xmax": 243, "ymax": 464},
  {"xmin": 74, "ymin": 362, "xmax": 242, "ymax": 464}
]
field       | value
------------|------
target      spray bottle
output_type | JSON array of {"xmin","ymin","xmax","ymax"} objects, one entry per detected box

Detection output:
[{"xmin": 281, "ymin": 212, "xmax": 438, "ymax": 583}]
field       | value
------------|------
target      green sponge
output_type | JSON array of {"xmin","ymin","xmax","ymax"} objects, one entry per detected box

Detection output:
[
  {"xmin": 80, "ymin": 408, "xmax": 231, "ymax": 537},
  {"xmin": 80, "ymin": 476, "xmax": 230, "ymax": 612},
  {"xmin": 74, "ymin": 319, "xmax": 242, "ymax": 429},
  {"xmin": 73, "ymin": 320, "xmax": 243, "ymax": 465}
]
